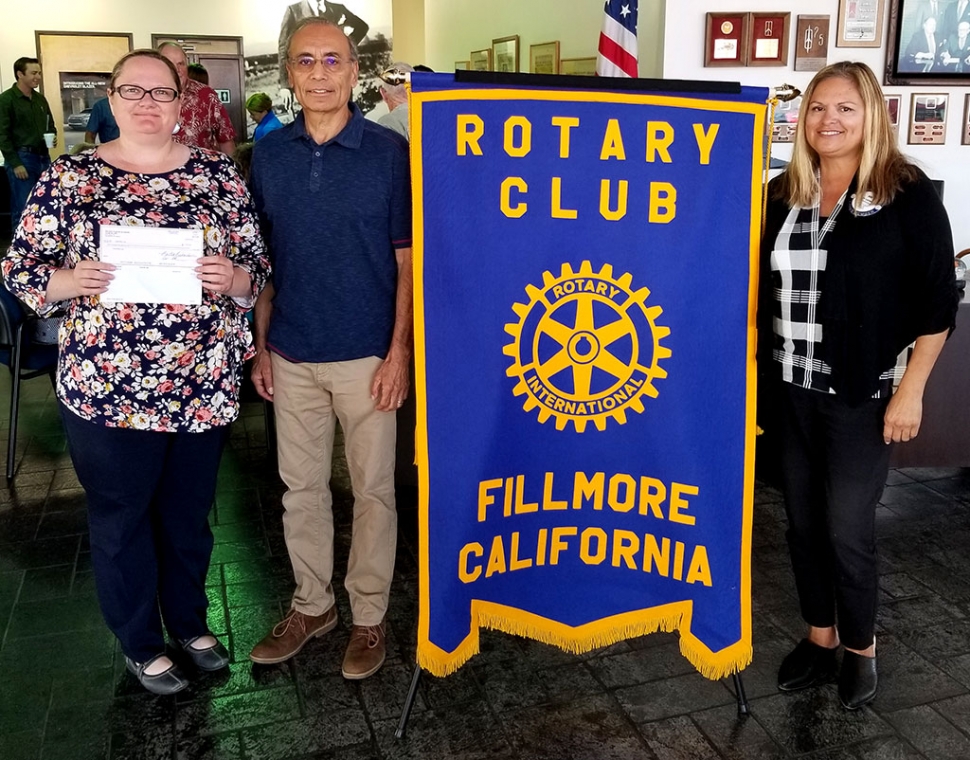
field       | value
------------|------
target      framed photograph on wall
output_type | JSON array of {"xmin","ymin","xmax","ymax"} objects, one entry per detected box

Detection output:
[
  {"xmin": 559, "ymin": 57, "xmax": 597, "ymax": 76},
  {"xmin": 964, "ymin": 94, "xmax": 970, "ymax": 145},
  {"xmin": 35, "ymin": 31, "xmax": 133, "ymax": 155},
  {"xmin": 470, "ymin": 48, "xmax": 491, "ymax": 71},
  {"xmin": 771, "ymin": 95, "xmax": 802, "ymax": 143},
  {"xmin": 884, "ymin": 93, "xmax": 903, "ymax": 135},
  {"xmin": 837, "ymin": 0, "xmax": 887, "ymax": 47},
  {"xmin": 886, "ymin": 0, "xmax": 970, "ymax": 85},
  {"xmin": 748, "ymin": 12, "xmax": 791, "ymax": 66},
  {"xmin": 908, "ymin": 92, "xmax": 948, "ymax": 144},
  {"xmin": 705, "ymin": 12, "xmax": 749, "ymax": 66},
  {"xmin": 794, "ymin": 15, "xmax": 831, "ymax": 71},
  {"xmin": 530, "ymin": 41, "xmax": 560, "ymax": 74},
  {"xmin": 492, "ymin": 35, "xmax": 520, "ymax": 73}
]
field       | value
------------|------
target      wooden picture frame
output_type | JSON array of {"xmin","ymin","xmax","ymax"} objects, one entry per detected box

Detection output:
[
  {"xmin": 470, "ymin": 48, "xmax": 491, "ymax": 71},
  {"xmin": 908, "ymin": 92, "xmax": 948, "ymax": 144},
  {"xmin": 837, "ymin": 0, "xmax": 887, "ymax": 47},
  {"xmin": 795, "ymin": 15, "xmax": 831, "ymax": 71},
  {"xmin": 748, "ymin": 12, "xmax": 791, "ymax": 66},
  {"xmin": 705, "ymin": 12, "xmax": 749, "ymax": 66},
  {"xmin": 530, "ymin": 40, "xmax": 560, "ymax": 74},
  {"xmin": 886, "ymin": 0, "xmax": 970, "ymax": 85},
  {"xmin": 559, "ymin": 57, "xmax": 597, "ymax": 76},
  {"xmin": 455, "ymin": 60, "xmax": 470, "ymax": 71},
  {"xmin": 491, "ymin": 35, "xmax": 520, "ymax": 73}
]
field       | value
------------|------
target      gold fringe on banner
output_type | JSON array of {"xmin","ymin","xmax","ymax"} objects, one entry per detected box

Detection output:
[{"xmin": 417, "ymin": 601, "xmax": 753, "ymax": 681}]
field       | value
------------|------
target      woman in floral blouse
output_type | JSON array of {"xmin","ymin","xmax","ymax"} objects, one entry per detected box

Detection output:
[{"xmin": 3, "ymin": 49, "xmax": 270, "ymax": 695}]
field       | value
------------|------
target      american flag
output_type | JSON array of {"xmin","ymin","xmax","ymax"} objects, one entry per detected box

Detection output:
[{"xmin": 596, "ymin": 0, "xmax": 639, "ymax": 78}]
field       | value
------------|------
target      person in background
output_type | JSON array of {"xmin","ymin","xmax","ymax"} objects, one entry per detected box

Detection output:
[
  {"xmin": 84, "ymin": 96, "xmax": 119, "ymax": 143},
  {"xmin": 904, "ymin": 16, "xmax": 941, "ymax": 71},
  {"xmin": 759, "ymin": 61, "xmax": 959, "ymax": 710},
  {"xmin": 233, "ymin": 141, "xmax": 254, "ymax": 183},
  {"xmin": 377, "ymin": 62, "xmax": 413, "ymax": 140},
  {"xmin": 246, "ymin": 93, "xmax": 284, "ymax": 141},
  {"xmin": 940, "ymin": 20, "xmax": 970, "ymax": 71},
  {"xmin": 0, "ymin": 56, "xmax": 56, "ymax": 224},
  {"xmin": 187, "ymin": 62, "xmax": 209, "ymax": 85},
  {"xmin": 157, "ymin": 42, "xmax": 235, "ymax": 155},
  {"xmin": 248, "ymin": 18, "xmax": 411, "ymax": 681},
  {"xmin": 2, "ymin": 49, "xmax": 270, "ymax": 696}
]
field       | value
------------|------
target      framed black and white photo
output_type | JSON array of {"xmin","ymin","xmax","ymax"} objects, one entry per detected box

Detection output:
[{"xmin": 886, "ymin": 0, "xmax": 970, "ymax": 85}]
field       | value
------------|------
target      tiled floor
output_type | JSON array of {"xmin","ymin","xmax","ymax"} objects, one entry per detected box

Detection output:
[{"xmin": 3, "ymin": 376, "xmax": 970, "ymax": 759}]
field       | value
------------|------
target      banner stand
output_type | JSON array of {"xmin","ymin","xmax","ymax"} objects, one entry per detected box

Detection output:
[{"xmin": 394, "ymin": 662, "xmax": 749, "ymax": 740}]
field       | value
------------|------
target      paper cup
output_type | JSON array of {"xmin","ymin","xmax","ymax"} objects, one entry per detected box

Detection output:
[{"xmin": 43, "ymin": 132, "xmax": 55, "ymax": 148}]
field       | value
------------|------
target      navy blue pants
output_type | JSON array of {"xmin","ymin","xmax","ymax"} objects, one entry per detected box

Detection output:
[
  {"xmin": 778, "ymin": 383, "xmax": 892, "ymax": 651},
  {"xmin": 6, "ymin": 149, "xmax": 50, "ymax": 226},
  {"xmin": 61, "ymin": 406, "xmax": 227, "ymax": 662}
]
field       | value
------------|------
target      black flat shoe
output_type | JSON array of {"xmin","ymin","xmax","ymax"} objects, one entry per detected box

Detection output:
[
  {"xmin": 178, "ymin": 635, "xmax": 230, "ymax": 672},
  {"xmin": 778, "ymin": 639, "xmax": 838, "ymax": 691},
  {"xmin": 839, "ymin": 651, "xmax": 877, "ymax": 710},
  {"xmin": 125, "ymin": 654, "xmax": 189, "ymax": 695}
]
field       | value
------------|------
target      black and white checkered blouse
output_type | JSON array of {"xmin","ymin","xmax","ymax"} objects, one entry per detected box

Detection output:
[{"xmin": 769, "ymin": 193, "xmax": 908, "ymax": 398}]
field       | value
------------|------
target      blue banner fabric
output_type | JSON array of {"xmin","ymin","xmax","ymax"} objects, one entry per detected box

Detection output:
[{"xmin": 411, "ymin": 73, "xmax": 768, "ymax": 679}]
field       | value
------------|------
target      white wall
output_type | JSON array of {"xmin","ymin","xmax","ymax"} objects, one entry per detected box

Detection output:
[
  {"xmin": 422, "ymin": 0, "xmax": 664, "ymax": 77},
  {"xmin": 663, "ymin": 0, "xmax": 970, "ymax": 249},
  {"xmin": 1, "ymin": 2, "xmax": 250, "ymax": 82}
]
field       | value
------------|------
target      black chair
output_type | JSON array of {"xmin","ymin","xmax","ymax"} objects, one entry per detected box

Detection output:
[{"xmin": 0, "ymin": 286, "xmax": 58, "ymax": 479}]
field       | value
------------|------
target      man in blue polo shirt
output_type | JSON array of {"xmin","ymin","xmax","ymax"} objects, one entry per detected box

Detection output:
[
  {"xmin": 83, "ymin": 97, "xmax": 119, "ymax": 144},
  {"xmin": 248, "ymin": 17, "xmax": 412, "ymax": 681}
]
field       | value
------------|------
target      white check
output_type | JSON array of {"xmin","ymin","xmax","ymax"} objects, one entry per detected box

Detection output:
[{"xmin": 99, "ymin": 225, "xmax": 203, "ymax": 305}]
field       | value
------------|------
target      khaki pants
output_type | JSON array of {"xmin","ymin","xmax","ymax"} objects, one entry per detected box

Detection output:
[{"xmin": 272, "ymin": 354, "xmax": 397, "ymax": 626}]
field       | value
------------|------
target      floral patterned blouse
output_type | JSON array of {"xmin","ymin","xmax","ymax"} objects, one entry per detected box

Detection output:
[{"xmin": 3, "ymin": 148, "xmax": 270, "ymax": 433}]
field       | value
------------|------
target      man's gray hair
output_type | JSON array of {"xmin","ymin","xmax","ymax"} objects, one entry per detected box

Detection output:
[
  {"xmin": 286, "ymin": 18, "xmax": 359, "ymax": 62},
  {"xmin": 156, "ymin": 41, "xmax": 186, "ymax": 57},
  {"xmin": 381, "ymin": 62, "xmax": 413, "ymax": 104}
]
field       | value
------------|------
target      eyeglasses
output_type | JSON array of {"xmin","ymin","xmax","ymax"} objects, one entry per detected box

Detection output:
[
  {"xmin": 287, "ymin": 54, "xmax": 353, "ymax": 72},
  {"xmin": 112, "ymin": 84, "xmax": 180, "ymax": 103}
]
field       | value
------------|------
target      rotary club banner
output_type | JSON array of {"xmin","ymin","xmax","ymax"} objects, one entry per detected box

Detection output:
[{"xmin": 410, "ymin": 72, "xmax": 769, "ymax": 679}]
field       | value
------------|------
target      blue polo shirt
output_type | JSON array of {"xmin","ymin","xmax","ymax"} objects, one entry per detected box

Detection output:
[
  {"xmin": 251, "ymin": 104, "xmax": 412, "ymax": 363},
  {"xmin": 86, "ymin": 98, "xmax": 119, "ymax": 142}
]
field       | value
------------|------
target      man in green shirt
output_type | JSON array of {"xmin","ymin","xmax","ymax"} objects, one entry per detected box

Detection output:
[{"xmin": 0, "ymin": 57, "xmax": 56, "ymax": 225}]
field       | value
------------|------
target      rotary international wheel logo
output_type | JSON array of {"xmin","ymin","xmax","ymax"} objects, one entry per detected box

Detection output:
[{"xmin": 503, "ymin": 261, "xmax": 671, "ymax": 432}]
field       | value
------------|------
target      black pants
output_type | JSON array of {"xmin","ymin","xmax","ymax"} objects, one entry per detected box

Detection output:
[
  {"xmin": 778, "ymin": 383, "xmax": 892, "ymax": 651},
  {"xmin": 61, "ymin": 406, "xmax": 228, "ymax": 662}
]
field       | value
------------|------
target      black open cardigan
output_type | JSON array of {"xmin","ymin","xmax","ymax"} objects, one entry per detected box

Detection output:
[{"xmin": 758, "ymin": 168, "xmax": 960, "ymax": 406}]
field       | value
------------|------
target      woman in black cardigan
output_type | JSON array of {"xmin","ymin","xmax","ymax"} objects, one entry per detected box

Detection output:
[{"xmin": 759, "ymin": 61, "xmax": 959, "ymax": 709}]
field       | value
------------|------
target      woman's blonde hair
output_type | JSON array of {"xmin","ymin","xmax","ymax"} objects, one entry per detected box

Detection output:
[{"xmin": 778, "ymin": 61, "xmax": 916, "ymax": 208}]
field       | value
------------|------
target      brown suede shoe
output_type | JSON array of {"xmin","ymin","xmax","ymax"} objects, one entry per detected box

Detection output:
[
  {"xmin": 341, "ymin": 621, "xmax": 386, "ymax": 680},
  {"xmin": 249, "ymin": 606, "xmax": 338, "ymax": 664}
]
